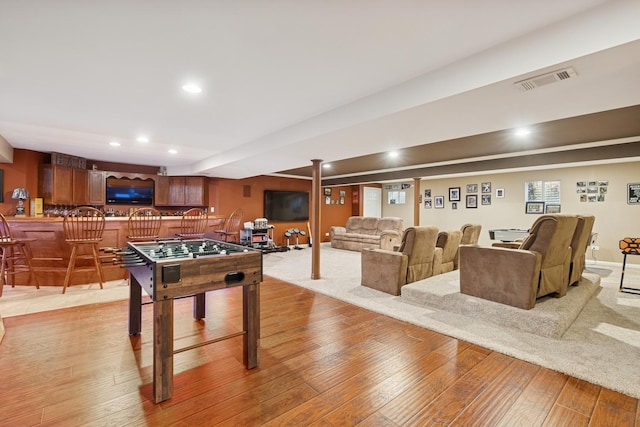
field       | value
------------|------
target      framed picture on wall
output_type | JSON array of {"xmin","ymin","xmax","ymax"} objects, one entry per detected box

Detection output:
[
  {"xmin": 0, "ymin": 169, "xmax": 3, "ymax": 202},
  {"xmin": 324, "ymin": 187, "xmax": 332, "ymax": 196},
  {"xmin": 496, "ymin": 188, "xmax": 505, "ymax": 198},
  {"xmin": 482, "ymin": 182, "xmax": 491, "ymax": 193},
  {"xmin": 449, "ymin": 187, "xmax": 460, "ymax": 201},
  {"xmin": 545, "ymin": 204, "xmax": 561, "ymax": 213},
  {"xmin": 434, "ymin": 196, "xmax": 444, "ymax": 208},
  {"xmin": 466, "ymin": 195, "xmax": 477, "ymax": 208},
  {"xmin": 628, "ymin": 183, "xmax": 640, "ymax": 204},
  {"xmin": 526, "ymin": 201, "xmax": 545, "ymax": 214},
  {"xmin": 481, "ymin": 194, "xmax": 491, "ymax": 205}
]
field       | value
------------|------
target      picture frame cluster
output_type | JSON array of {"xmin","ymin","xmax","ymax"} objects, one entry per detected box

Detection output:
[
  {"xmin": 576, "ymin": 180, "xmax": 607, "ymax": 203},
  {"xmin": 423, "ymin": 182, "xmax": 495, "ymax": 209}
]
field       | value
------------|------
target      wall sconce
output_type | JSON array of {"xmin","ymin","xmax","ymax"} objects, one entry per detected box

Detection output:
[{"xmin": 12, "ymin": 188, "xmax": 30, "ymax": 216}]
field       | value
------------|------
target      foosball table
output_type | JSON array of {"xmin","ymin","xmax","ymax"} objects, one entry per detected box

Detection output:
[{"xmin": 117, "ymin": 238, "xmax": 262, "ymax": 403}]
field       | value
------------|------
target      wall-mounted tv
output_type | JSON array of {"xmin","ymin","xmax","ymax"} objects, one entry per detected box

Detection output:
[
  {"xmin": 106, "ymin": 177, "xmax": 154, "ymax": 205},
  {"xmin": 264, "ymin": 190, "xmax": 309, "ymax": 222}
]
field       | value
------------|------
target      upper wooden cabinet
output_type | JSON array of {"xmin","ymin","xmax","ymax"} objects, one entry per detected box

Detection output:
[
  {"xmin": 40, "ymin": 165, "xmax": 207, "ymax": 207},
  {"xmin": 156, "ymin": 176, "xmax": 208, "ymax": 206},
  {"xmin": 154, "ymin": 175, "xmax": 170, "ymax": 206},
  {"xmin": 185, "ymin": 176, "xmax": 208, "ymax": 206},
  {"xmin": 39, "ymin": 165, "xmax": 89, "ymax": 205},
  {"xmin": 88, "ymin": 170, "xmax": 105, "ymax": 205}
]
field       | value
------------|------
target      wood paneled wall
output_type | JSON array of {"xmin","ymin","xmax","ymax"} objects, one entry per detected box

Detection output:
[{"xmin": 2, "ymin": 149, "xmax": 358, "ymax": 247}]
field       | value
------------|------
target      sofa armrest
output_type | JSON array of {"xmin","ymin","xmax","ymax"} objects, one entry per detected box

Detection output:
[
  {"xmin": 330, "ymin": 226, "xmax": 346, "ymax": 238},
  {"xmin": 432, "ymin": 247, "xmax": 443, "ymax": 275},
  {"xmin": 459, "ymin": 245, "xmax": 542, "ymax": 309},
  {"xmin": 361, "ymin": 248, "xmax": 408, "ymax": 295},
  {"xmin": 379, "ymin": 230, "xmax": 402, "ymax": 251}
]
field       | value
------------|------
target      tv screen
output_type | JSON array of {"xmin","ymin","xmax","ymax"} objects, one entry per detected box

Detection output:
[
  {"xmin": 106, "ymin": 177, "xmax": 154, "ymax": 205},
  {"xmin": 264, "ymin": 190, "xmax": 309, "ymax": 222}
]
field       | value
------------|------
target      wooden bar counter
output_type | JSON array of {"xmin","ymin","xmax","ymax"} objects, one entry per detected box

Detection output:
[{"xmin": 7, "ymin": 216, "xmax": 224, "ymax": 288}]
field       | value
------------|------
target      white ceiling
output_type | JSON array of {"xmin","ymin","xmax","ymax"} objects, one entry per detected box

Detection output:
[{"xmin": 1, "ymin": 0, "xmax": 639, "ymax": 179}]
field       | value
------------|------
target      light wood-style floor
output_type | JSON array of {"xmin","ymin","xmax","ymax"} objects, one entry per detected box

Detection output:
[{"xmin": 1, "ymin": 277, "xmax": 638, "ymax": 426}]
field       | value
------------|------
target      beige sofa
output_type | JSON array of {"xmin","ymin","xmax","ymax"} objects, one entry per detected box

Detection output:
[{"xmin": 330, "ymin": 216, "xmax": 403, "ymax": 251}]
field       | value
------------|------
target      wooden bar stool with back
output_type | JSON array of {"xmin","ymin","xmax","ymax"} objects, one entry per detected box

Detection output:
[
  {"xmin": 0, "ymin": 213, "xmax": 40, "ymax": 297},
  {"xmin": 214, "ymin": 208, "xmax": 244, "ymax": 243},
  {"xmin": 177, "ymin": 208, "xmax": 208, "ymax": 239},
  {"xmin": 62, "ymin": 206, "xmax": 106, "ymax": 294},
  {"xmin": 127, "ymin": 207, "xmax": 162, "ymax": 242}
]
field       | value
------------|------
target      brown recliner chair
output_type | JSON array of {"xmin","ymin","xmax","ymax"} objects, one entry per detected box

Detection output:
[
  {"xmin": 459, "ymin": 214, "xmax": 578, "ymax": 309},
  {"xmin": 435, "ymin": 230, "xmax": 462, "ymax": 274},
  {"xmin": 361, "ymin": 226, "xmax": 441, "ymax": 295},
  {"xmin": 454, "ymin": 224, "xmax": 482, "ymax": 269},
  {"xmin": 568, "ymin": 215, "xmax": 595, "ymax": 286}
]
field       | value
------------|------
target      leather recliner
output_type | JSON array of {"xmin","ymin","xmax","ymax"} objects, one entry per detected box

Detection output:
[
  {"xmin": 459, "ymin": 214, "xmax": 578, "ymax": 309},
  {"xmin": 568, "ymin": 215, "xmax": 596, "ymax": 286},
  {"xmin": 454, "ymin": 224, "xmax": 482, "ymax": 269},
  {"xmin": 436, "ymin": 230, "xmax": 463, "ymax": 274},
  {"xmin": 361, "ymin": 226, "xmax": 441, "ymax": 295}
]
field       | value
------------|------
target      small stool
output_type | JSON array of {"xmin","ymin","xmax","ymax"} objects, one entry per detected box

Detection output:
[{"xmin": 619, "ymin": 237, "xmax": 640, "ymax": 295}]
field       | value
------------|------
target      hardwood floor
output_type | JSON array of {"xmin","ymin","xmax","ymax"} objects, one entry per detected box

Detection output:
[{"xmin": 1, "ymin": 277, "xmax": 638, "ymax": 426}]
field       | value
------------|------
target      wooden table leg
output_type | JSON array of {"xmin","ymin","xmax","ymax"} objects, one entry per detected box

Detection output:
[
  {"xmin": 193, "ymin": 292, "xmax": 206, "ymax": 320},
  {"xmin": 128, "ymin": 275, "xmax": 142, "ymax": 336},
  {"xmin": 243, "ymin": 283, "xmax": 259, "ymax": 369},
  {"xmin": 153, "ymin": 298, "xmax": 174, "ymax": 403}
]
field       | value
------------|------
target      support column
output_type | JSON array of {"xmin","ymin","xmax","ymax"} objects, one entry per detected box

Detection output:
[
  {"xmin": 413, "ymin": 177, "xmax": 421, "ymax": 226},
  {"xmin": 311, "ymin": 159, "xmax": 322, "ymax": 279}
]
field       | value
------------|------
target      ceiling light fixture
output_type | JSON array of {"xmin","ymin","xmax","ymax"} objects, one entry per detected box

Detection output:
[
  {"xmin": 168, "ymin": 149, "xmax": 178, "ymax": 154},
  {"xmin": 109, "ymin": 141, "xmax": 121, "ymax": 147},
  {"xmin": 182, "ymin": 83, "xmax": 202, "ymax": 94},
  {"xmin": 388, "ymin": 151, "xmax": 399, "ymax": 158},
  {"xmin": 323, "ymin": 163, "xmax": 331, "ymax": 168},
  {"xmin": 136, "ymin": 135, "xmax": 149, "ymax": 143},
  {"xmin": 514, "ymin": 128, "xmax": 531, "ymax": 137}
]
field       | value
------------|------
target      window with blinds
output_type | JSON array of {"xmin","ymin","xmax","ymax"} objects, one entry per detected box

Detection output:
[{"xmin": 525, "ymin": 180, "xmax": 561, "ymax": 204}]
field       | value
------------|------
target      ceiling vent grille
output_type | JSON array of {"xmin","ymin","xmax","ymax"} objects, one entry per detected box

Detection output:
[{"xmin": 514, "ymin": 67, "xmax": 577, "ymax": 91}]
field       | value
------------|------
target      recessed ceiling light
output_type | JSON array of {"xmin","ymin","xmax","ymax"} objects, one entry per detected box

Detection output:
[
  {"xmin": 182, "ymin": 83, "xmax": 202, "ymax": 94},
  {"xmin": 323, "ymin": 163, "xmax": 331, "ymax": 168},
  {"xmin": 388, "ymin": 151, "xmax": 399, "ymax": 158},
  {"xmin": 168, "ymin": 149, "xmax": 178, "ymax": 154},
  {"xmin": 514, "ymin": 128, "xmax": 531, "ymax": 137},
  {"xmin": 109, "ymin": 141, "xmax": 120, "ymax": 147},
  {"xmin": 136, "ymin": 135, "xmax": 149, "ymax": 143}
]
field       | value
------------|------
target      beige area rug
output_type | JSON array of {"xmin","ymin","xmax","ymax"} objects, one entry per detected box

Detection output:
[
  {"xmin": 0, "ymin": 280, "xmax": 130, "ymax": 318},
  {"xmin": 263, "ymin": 243, "xmax": 640, "ymax": 399},
  {"xmin": 401, "ymin": 270, "xmax": 600, "ymax": 339}
]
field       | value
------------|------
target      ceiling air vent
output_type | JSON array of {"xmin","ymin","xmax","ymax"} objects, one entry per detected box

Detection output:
[{"xmin": 514, "ymin": 67, "xmax": 577, "ymax": 91}]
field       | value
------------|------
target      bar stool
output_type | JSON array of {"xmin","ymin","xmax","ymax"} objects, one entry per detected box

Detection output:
[
  {"xmin": 215, "ymin": 208, "xmax": 243, "ymax": 243},
  {"xmin": 127, "ymin": 207, "xmax": 162, "ymax": 241},
  {"xmin": 619, "ymin": 237, "xmax": 640, "ymax": 295},
  {"xmin": 0, "ymin": 213, "xmax": 40, "ymax": 297},
  {"xmin": 62, "ymin": 206, "xmax": 106, "ymax": 294},
  {"xmin": 177, "ymin": 208, "xmax": 208, "ymax": 239}
]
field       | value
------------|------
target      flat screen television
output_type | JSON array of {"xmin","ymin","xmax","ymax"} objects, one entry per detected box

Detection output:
[
  {"xmin": 263, "ymin": 190, "xmax": 309, "ymax": 222},
  {"xmin": 106, "ymin": 177, "xmax": 154, "ymax": 205}
]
